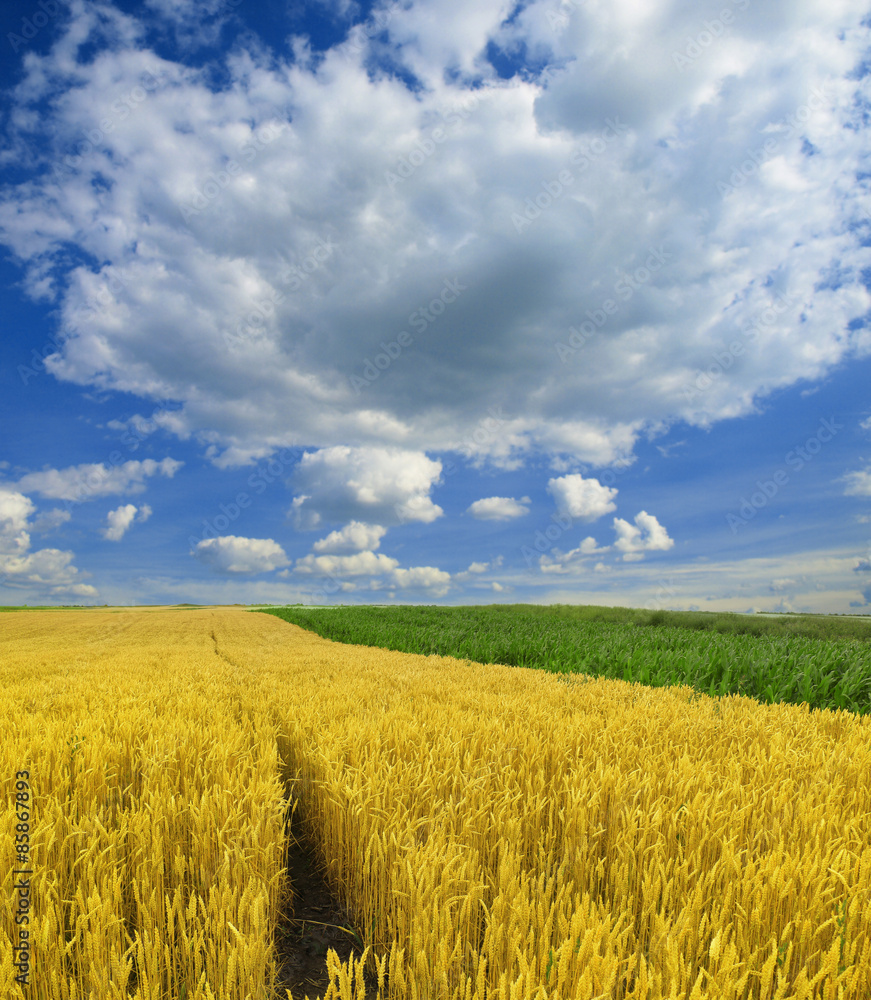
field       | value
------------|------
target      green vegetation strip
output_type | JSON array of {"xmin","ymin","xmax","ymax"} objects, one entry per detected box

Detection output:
[{"xmin": 259, "ymin": 604, "xmax": 871, "ymax": 717}]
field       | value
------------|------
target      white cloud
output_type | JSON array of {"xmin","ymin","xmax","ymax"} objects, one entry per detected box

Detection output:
[
  {"xmin": 291, "ymin": 448, "xmax": 443, "ymax": 529},
  {"xmin": 312, "ymin": 521, "xmax": 388, "ymax": 553},
  {"xmin": 14, "ymin": 459, "xmax": 182, "ymax": 503},
  {"xmin": 0, "ymin": 490, "xmax": 35, "ymax": 559},
  {"xmin": 540, "ymin": 536, "xmax": 610, "ymax": 574},
  {"xmin": 772, "ymin": 598, "xmax": 797, "ymax": 614},
  {"xmin": 191, "ymin": 536, "xmax": 290, "ymax": 574},
  {"xmin": 104, "ymin": 505, "xmax": 137, "ymax": 542},
  {"xmin": 103, "ymin": 503, "xmax": 152, "ymax": 542},
  {"xmin": 0, "ymin": 489, "xmax": 96, "ymax": 597},
  {"xmin": 454, "ymin": 555, "xmax": 504, "ymax": 581},
  {"xmin": 536, "ymin": 546, "xmax": 871, "ymax": 615},
  {"xmin": 844, "ymin": 466, "xmax": 871, "ymax": 497},
  {"xmin": 1, "ymin": 2, "xmax": 869, "ymax": 474},
  {"xmin": 294, "ymin": 550, "xmax": 399, "ymax": 576},
  {"xmin": 466, "ymin": 496, "xmax": 530, "ymax": 520},
  {"xmin": 143, "ymin": 0, "xmax": 241, "ymax": 48},
  {"xmin": 389, "ymin": 565, "xmax": 451, "ymax": 597},
  {"xmin": 612, "ymin": 511, "xmax": 675, "ymax": 562},
  {"xmin": 293, "ymin": 546, "xmax": 451, "ymax": 597},
  {"xmin": 547, "ymin": 475, "xmax": 618, "ymax": 522},
  {"xmin": 30, "ymin": 509, "xmax": 72, "ymax": 533}
]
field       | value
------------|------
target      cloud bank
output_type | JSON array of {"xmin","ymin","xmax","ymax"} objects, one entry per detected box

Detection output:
[
  {"xmin": 0, "ymin": 0, "xmax": 868, "ymax": 479},
  {"xmin": 0, "ymin": 489, "xmax": 97, "ymax": 596}
]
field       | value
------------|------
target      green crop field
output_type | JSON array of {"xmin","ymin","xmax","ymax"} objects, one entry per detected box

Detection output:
[{"xmin": 260, "ymin": 603, "xmax": 871, "ymax": 717}]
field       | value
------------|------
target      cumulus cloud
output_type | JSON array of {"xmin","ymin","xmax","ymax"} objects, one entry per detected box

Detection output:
[
  {"xmin": 844, "ymin": 466, "xmax": 871, "ymax": 497},
  {"xmin": 30, "ymin": 508, "xmax": 71, "ymax": 533},
  {"xmin": 294, "ymin": 546, "xmax": 451, "ymax": 598},
  {"xmin": 454, "ymin": 555, "xmax": 505, "ymax": 581},
  {"xmin": 104, "ymin": 506, "xmax": 137, "ymax": 542},
  {"xmin": 14, "ymin": 459, "xmax": 182, "ymax": 503},
  {"xmin": 0, "ymin": 489, "xmax": 96, "ymax": 597},
  {"xmin": 290, "ymin": 448, "xmax": 443, "ymax": 529},
  {"xmin": 466, "ymin": 496, "xmax": 530, "ymax": 521},
  {"xmin": 143, "ymin": 0, "xmax": 242, "ymax": 48},
  {"xmin": 311, "ymin": 521, "xmax": 388, "ymax": 553},
  {"xmin": 0, "ymin": 491, "xmax": 34, "ymax": 559},
  {"xmin": 547, "ymin": 475, "xmax": 618, "ymax": 522},
  {"xmin": 390, "ymin": 565, "xmax": 451, "ymax": 597},
  {"xmin": 612, "ymin": 511, "xmax": 675, "ymax": 562},
  {"xmin": 191, "ymin": 536, "xmax": 290, "ymax": 574},
  {"xmin": 103, "ymin": 503, "xmax": 152, "ymax": 541},
  {"xmin": 771, "ymin": 598, "xmax": 797, "ymax": 614},
  {"xmin": 1, "ymin": 1, "xmax": 869, "ymax": 475},
  {"xmin": 539, "ymin": 536, "xmax": 611, "ymax": 574},
  {"xmin": 294, "ymin": 551, "xmax": 399, "ymax": 576}
]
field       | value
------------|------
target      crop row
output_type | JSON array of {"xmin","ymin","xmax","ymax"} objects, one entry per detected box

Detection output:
[
  {"xmin": 3, "ymin": 607, "xmax": 870, "ymax": 999},
  {"xmin": 262, "ymin": 605, "xmax": 871, "ymax": 716}
]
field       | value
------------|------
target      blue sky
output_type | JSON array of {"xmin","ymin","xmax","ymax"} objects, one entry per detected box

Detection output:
[{"xmin": 1, "ymin": 0, "xmax": 870, "ymax": 612}]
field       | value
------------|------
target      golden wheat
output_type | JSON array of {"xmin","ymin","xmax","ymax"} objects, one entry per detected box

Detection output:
[{"xmin": 1, "ymin": 608, "xmax": 869, "ymax": 999}]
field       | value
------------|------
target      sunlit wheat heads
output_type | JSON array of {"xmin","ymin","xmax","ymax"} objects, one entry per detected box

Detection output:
[{"xmin": 1, "ymin": 607, "xmax": 869, "ymax": 999}]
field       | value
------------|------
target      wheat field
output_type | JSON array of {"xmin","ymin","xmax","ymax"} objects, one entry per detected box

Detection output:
[{"xmin": 2, "ymin": 607, "xmax": 870, "ymax": 999}]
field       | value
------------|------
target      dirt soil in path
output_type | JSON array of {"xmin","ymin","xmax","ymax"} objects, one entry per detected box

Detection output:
[{"xmin": 271, "ymin": 806, "xmax": 383, "ymax": 999}]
